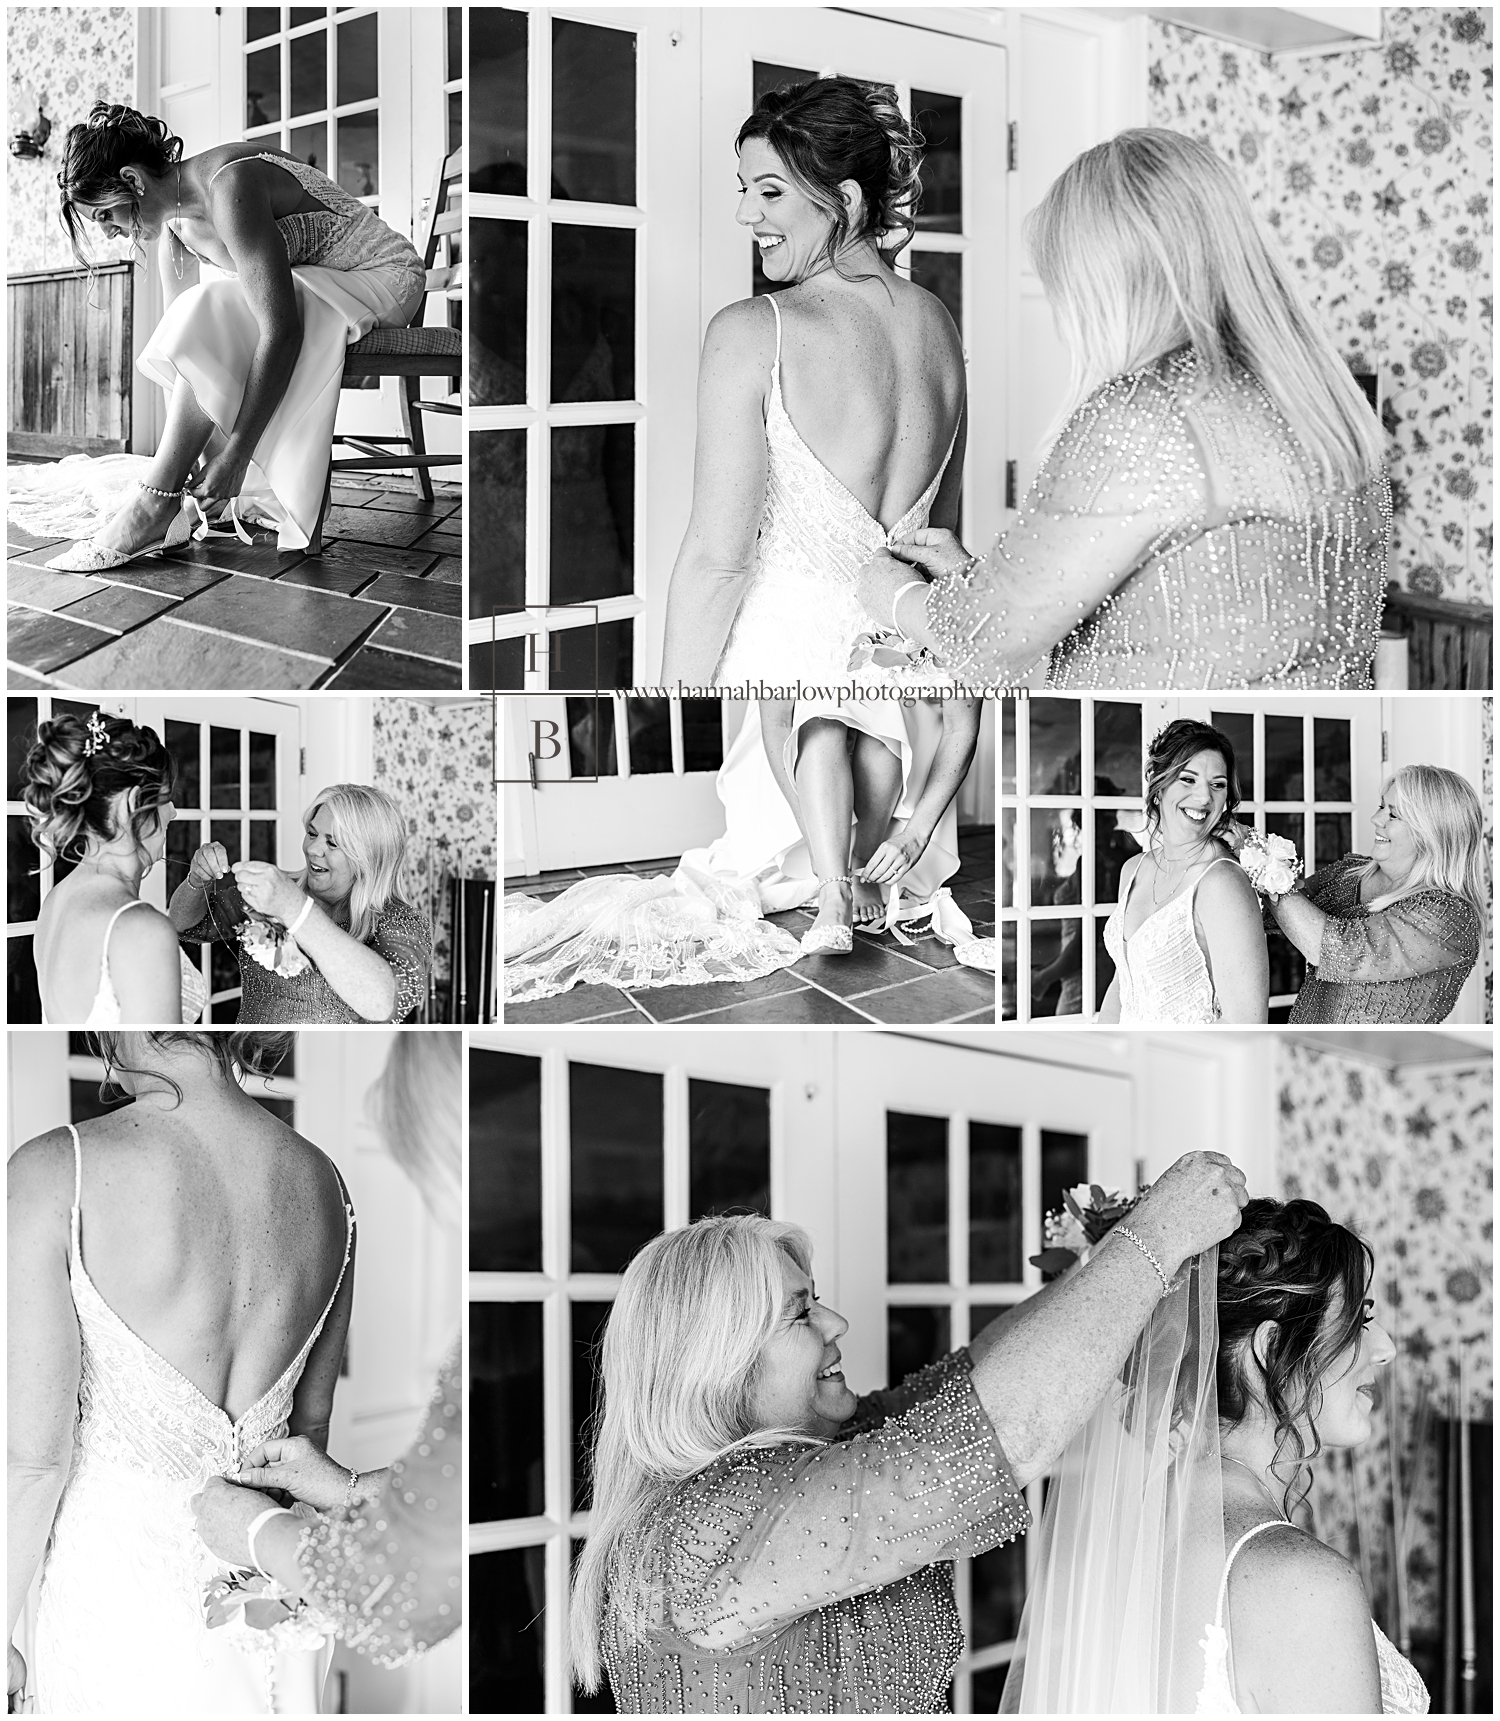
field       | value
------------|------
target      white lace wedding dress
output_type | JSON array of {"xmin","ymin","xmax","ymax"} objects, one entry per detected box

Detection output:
[
  {"xmin": 32, "ymin": 1125, "xmax": 351, "ymax": 1714},
  {"xmin": 504, "ymin": 296, "xmax": 991, "ymax": 1005}
]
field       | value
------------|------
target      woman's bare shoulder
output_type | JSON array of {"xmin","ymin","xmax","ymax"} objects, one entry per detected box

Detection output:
[
  {"xmin": 1230, "ymin": 1519, "xmax": 1370, "ymax": 1627},
  {"xmin": 8, "ymin": 1126, "xmax": 79, "ymax": 1217},
  {"xmin": 1197, "ymin": 853, "xmax": 1259, "ymax": 911}
]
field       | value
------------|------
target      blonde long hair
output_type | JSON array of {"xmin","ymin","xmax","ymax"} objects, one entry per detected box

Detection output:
[
  {"xmin": 298, "ymin": 783, "xmax": 411, "ymax": 944},
  {"xmin": 1027, "ymin": 128, "xmax": 1386, "ymax": 491},
  {"xmin": 1360, "ymin": 765, "xmax": 1487, "ymax": 922},
  {"xmin": 569, "ymin": 1216, "xmax": 818, "ymax": 1692}
]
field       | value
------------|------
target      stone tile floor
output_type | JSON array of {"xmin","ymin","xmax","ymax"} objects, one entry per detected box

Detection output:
[
  {"xmin": 7, "ymin": 479, "xmax": 462, "ymax": 690},
  {"xmin": 503, "ymin": 827, "xmax": 997, "ymax": 1025}
]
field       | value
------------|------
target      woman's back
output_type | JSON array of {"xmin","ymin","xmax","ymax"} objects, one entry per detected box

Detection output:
[
  {"xmin": 74, "ymin": 1095, "xmax": 349, "ymax": 1421},
  {"xmin": 774, "ymin": 274, "xmax": 964, "ymax": 528},
  {"xmin": 35, "ymin": 876, "xmax": 183, "ymax": 1025}
]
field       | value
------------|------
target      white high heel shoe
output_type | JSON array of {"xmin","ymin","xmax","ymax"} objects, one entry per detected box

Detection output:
[
  {"xmin": 45, "ymin": 485, "xmax": 206, "ymax": 572},
  {"xmin": 800, "ymin": 875, "xmax": 855, "ymax": 956}
]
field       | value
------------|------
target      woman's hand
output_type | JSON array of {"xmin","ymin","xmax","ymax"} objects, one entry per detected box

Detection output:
[
  {"xmin": 188, "ymin": 445, "xmax": 252, "ymax": 519},
  {"xmin": 856, "ymin": 549, "xmax": 929, "ymax": 630},
  {"xmin": 1126, "ymin": 1152, "xmax": 1248, "ymax": 1276},
  {"xmin": 231, "ymin": 861, "xmax": 308, "ymax": 926},
  {"xmin": 234, "ymin": 1436, "xmax": 350, "ymax": 1512},
  {"xmin": 860, "ymin": 825, "xmax": 930, "ymax": 886},
  {"xmin": 187, "ymin": 841, "xmax": 232, "ymax": 889},
  {"xmin": 888, "ymin": 526, "xmax": 974, "ymax": 580},
  {"xmin": 191, "ymin": 1476, "xmax": 279, "ymax": 1567}
]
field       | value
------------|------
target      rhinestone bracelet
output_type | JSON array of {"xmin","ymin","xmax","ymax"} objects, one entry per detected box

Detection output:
[{"xmin": 1114, "ymin": 1224, "xmax": 1173, "ymax": 1297}]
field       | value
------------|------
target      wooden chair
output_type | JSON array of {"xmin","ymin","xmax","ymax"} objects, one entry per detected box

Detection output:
[{"xmin": 327, "ymin": 145, "xmax": 463, "ymax": 508}]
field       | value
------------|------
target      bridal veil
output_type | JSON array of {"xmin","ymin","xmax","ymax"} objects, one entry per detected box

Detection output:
[{"xmin": 1001, "ymin": 1249, "xmax": 1226, "ymax": 1713}]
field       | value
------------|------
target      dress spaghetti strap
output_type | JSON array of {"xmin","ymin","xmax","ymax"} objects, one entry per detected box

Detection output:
[
  {"xmin": 1213, "ymin": 1517, "xmax": 1295, "ymax": 1629},
  {"xmin": 66, "ymin": 1122, "xmax": 82, "ymax": 1210},
  {"xmin": 95, "ymin": 898, "xmax": 150, "ymax": 1002},
  {"xmin": 766, "ymin": 292, "xmax": 783, "ymax": 375}
]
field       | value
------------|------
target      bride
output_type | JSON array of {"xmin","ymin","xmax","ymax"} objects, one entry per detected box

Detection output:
[
  {"xmin": 1005, "ymin": 1195, "xmax": 1428, "ymax": 1713},
  {"xmin": 11, "ymin": 103, "xmax": 424, "ymax": 564},
  {"xmin": 6, "ymin": 1031, "xmax": 352, "ymax": 1714},
  {"xmin": 22, "ymin": 712, "xmax": 205, "ymax": 1026},
  {"xmin": 662, "ymin": 76, "xmax": 973, "ymax": 954},
  {"xmin": 1099, "ymin": 720, "xmax": 1268, "ymax": 1024}
]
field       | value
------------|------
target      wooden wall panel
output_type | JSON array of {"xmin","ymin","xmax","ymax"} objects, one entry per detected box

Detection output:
[{"xmin": 7, "ymin": 263, "xmax": 133, "ymax": 456}]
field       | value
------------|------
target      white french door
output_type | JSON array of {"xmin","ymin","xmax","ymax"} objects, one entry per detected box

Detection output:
[{"xmin": 833, "ymin": 1032, "xmax": 1133, "ymax": 1710}]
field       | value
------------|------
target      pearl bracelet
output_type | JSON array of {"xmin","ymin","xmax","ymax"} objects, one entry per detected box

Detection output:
[{"xmin": 1114, "ymin": 1224, "xmax": 1173, "ymax": 1297}]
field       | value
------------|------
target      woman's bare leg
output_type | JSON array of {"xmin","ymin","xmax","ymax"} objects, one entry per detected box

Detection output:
[
  {"xmin": 794, "ymin": 717, "xmax": 855, "ymax": 937},
  {"xmin": 850, "ymin": 731, "xmax": 903, "ymax": 924},
  {"xmin": 92, "ymin": 376, "xmax": 217, "ymax": 554}
]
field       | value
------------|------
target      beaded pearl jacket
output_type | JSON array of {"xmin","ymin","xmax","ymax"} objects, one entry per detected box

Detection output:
[
  {"xmin": 926, "ymin": 347, "xmax": 1391, "ymax": 689},
  {"xmin": 601, "ymin": 1351, "xmax": 1029, "ymax": 1714}
]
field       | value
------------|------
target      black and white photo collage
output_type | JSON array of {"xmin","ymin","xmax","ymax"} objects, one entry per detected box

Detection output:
[{"xmin": 5, "ymin": 6, "xmax": 1491, "ymax": 1719}]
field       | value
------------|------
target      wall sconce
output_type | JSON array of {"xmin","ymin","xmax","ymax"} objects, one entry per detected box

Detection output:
[{"xmin": 10, "ymin": 101, "xmax": 52, "ymax": 160}]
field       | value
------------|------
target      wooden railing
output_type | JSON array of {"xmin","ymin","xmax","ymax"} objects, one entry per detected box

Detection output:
[
  {"xmin": 7, "ymin": 261, "xmax": 134, "ymax": 456},
  {"xmin": 1382, "ymin": 583, "xmax": 1493, "ymax": 690}
]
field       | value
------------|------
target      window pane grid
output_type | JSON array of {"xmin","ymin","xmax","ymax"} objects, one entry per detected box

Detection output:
[{"xmin": 469, "ymin": 11, "xmax": 645, "ymax": 682}]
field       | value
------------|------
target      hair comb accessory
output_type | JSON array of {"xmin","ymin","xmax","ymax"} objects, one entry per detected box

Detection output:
[{"xmin": 83, "ymin": 713, "xmax": 110, "ymax": 757}]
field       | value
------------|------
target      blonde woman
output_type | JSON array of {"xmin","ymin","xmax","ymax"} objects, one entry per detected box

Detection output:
[
  {"xmin": 168, "ymin": 784, "xmax": 431, "ymax": 1023},
  {"xmin": 22, "ymin": 713, "xmax": 205, "ymax": 1026},
  {"xmin": 856, "ymin": 128, "xmax": 1391, "ymax": 690},
  {"xmin": 568, "ymin": 1157, "xmax": 1248, "ymax": 1713},
  {"xmin": 1253, "ymin": 766, "xmax": 1486, "ymax": 1024}
]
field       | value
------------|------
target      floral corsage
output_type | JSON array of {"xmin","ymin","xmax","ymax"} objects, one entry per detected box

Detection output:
[
  {"xmin": 1235, "ymin": 830, "xmax": 1303, "ymax": 900},
  {"xmin": 1031, "ymin": 1183, "xmax": 1141, "ymax": 1279},
  {"xmin": 237, "ymin": 915, "xmax": 312, "ymax": 979},
  {"xmin": 848, "ymin": 629, "xmax": 936, "ymax": 674}
]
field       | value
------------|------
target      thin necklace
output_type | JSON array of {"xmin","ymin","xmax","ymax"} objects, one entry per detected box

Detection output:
[
  {"xmin": 1222, "ymin": 1453, "xmax": 1289, "ymax": 1519},
  {"xmin": 1150, "ymin": 839, "xmax": 1211, "ymax": 906}
]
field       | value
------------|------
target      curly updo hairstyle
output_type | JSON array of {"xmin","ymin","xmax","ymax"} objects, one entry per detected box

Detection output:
[
  {"xmin": 57, "ymin": 102, "xmax": 184, "ymax": 267},
  {"xmin": 1143, "ymin": 718, "xmax": 1241, "ymax": 842},
  {"xmin": 91, "ymin": 1031, "xmax": 296, "ymax": 1104},
  {"xmin": 23, "ymin": 713, "xmax": 175, "ymax": 865},
  {"xmin": 735, "ymin": 76, "xmax": 923, "ymax": 278},
  {"xmin": 1216, "ymin": 1197, "xmax": 1374, "ymax": 1516}
]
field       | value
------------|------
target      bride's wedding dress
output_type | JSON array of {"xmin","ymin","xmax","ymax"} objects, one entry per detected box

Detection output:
[
  {"xmin": 33, "ymin": 1126, "xmax": 351, "ymax": 1714},
  {"xmin": 504, "ymin": 296, "xmax": 989, "ymax": 1004},
  {"xmin": 1103, "ymin": 857, "xmax": 1234, "ymax": 1025}
]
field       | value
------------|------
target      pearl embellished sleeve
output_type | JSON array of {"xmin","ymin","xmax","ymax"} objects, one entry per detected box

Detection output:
[
  {"xmin": 1313, "ymin": 888, "xmax": 1481, "ymax": 984},
  {"xmin": 293, "ymin": 1340, "xmax": 460, "ymax": 1666},
  {"xmin": 369, "ymin": 900, "xmax": 433, "ymax": 1023},
  {"xmin": 924, "ymin": 363, "xmax": 1208, "ymax": 681},
  {"xmin": 637, "ymin": 1350, "xmax": 1028, "ymax": 1654}
]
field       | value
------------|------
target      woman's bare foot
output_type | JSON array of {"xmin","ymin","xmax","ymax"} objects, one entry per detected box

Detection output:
[
  {"xmin": 852, "ymin": 875, "xmax": 885, "ymax": 926},
  {"xmin": 91, "ymin": 485, "xmax": 182, "ymax": 555},
  {"xmin": 809, "ymin": 877, "xmax": 853, "ymax": 937}
]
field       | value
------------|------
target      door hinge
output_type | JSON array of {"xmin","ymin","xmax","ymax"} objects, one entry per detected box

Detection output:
[
  {"xmin": 299, "ymin": 746, "xmax": 306, "ymax": 775},
  {"xmin": 1005, "ymin": 459, "xmax": 1018, "ymax": 511},
  {"xmin": 1008, "ymin": 121, "xmax": 1019, "ymax": 173},
  {"xmin": 1381, "ymin": 729, "xmax": 1389, "ymax": 763}
]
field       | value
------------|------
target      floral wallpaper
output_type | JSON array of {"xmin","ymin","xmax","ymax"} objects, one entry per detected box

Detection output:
[
  {"xmin": 1148, "ymin": 9, "xmax": 1493, "ymax": 609},
  {"xmin": 1276, "ymin": 1040, "xmax": 1492, "ymax": 1653},
  {"xmin": 1484, "ymin": 697, "xmax": 1493, "ymax": 1016},
  {"xmin": 7, "ymin": 7, "xmax": 136, "ymax": 274},
  {"xmin": 372, "ymin": 699, "xmax": 498, "ymax": 998}
]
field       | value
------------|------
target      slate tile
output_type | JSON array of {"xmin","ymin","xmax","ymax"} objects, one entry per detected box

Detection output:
[
  {"xmin": 170, "ymin": 577, "xmax": 383, "ymax": 659},
  {"xmin": 9, "ymin": 527, "xmax": 69, "ymax": 552},
  {"xmin": 323, "ymin": 506, "xmax": 433, "ymax": 547},
  {"xmin": 359, "ymin": 573, "xmax": 462, "ymax": 616},
  {"xmin": 856, "ymin": 966, "xmax": 997, "ymax": 1024},
  {"xmin": 55, "ymin": 620, "xmax": 326, "ymax": 689},
  {"xmin": 363, "ymin": 490, "xmax": 456, "ymax": 517},
  {"xmin": 7, "ymin": 669, "xmax": 55, "ymax": 689},
  {"xmin": 502, "ymin": 984, "xmax": 640, "ymax": 1024},
  {"xmin": 7, "ymin": 607, "xmax": 118, "ymax": 672},
  {"xmin": 674, "ymin": 986, "xmax": 870, "ymax": 1025},
  {"xmin": 328, "ymin": 484, "xmax": 387, "ymax": 506},
  {"xmin": 164, "ymin": 538, "xmax": 302, "ymax": 577},
  {"xmin": 6, "ymin": 567, "xmax": 109, "ymax": 612},
  {"xmin": 308, "ymin": 540, "xmax": 437, "ymax": 579},
  {"xmin": 801, "ymin": 938, "xmax": 934, "ymax": 998},
  {"xmin": 370, "ymin": 608, "xmax": 462, "ymax": 664},
  {"xmin": 624, "ymin": 967, "xmax": 807, "ymax": 1022},
  {"xmin": 322, "ymin": 647, "xmax": 461, "ymax": 690},
  {"xmin": 86, "ymin": 560, "xmax": 230, "ymax": 600},
  {"xmin": 426, "ymin": 555, "xmax": 462, "ymax": 585},
  {"xmin": 408, "ymin": 528, "xmax": 460, "ymax": 556},
  {"xmin": 59, "ymin": 586, "xmax": 178, "ymax": 632},
  {"xmin": 278, "ymin": 560, "xmax": 381, "ymax": 597}
]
